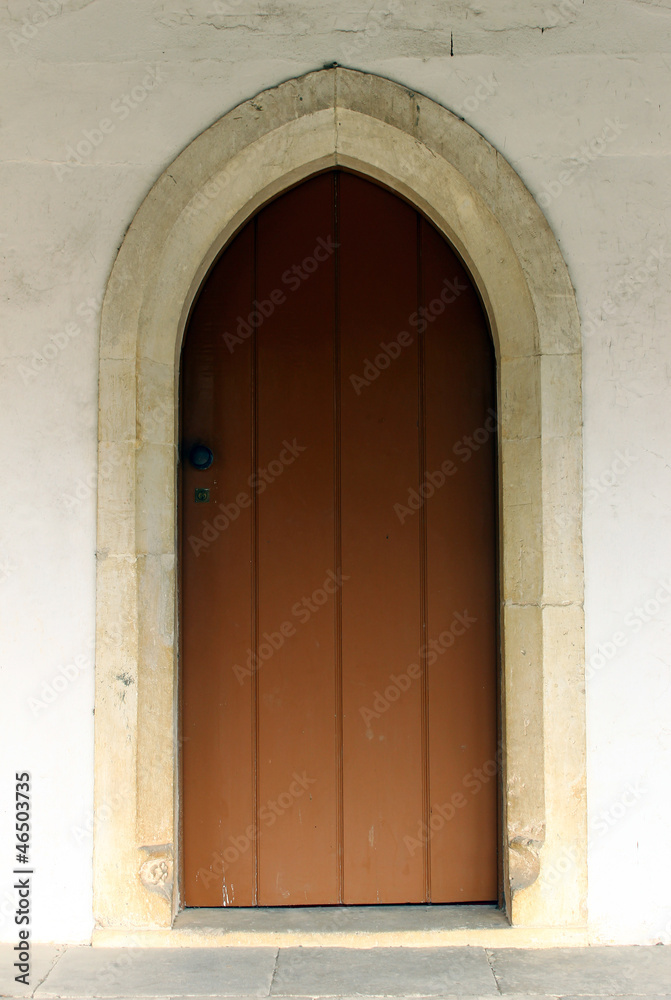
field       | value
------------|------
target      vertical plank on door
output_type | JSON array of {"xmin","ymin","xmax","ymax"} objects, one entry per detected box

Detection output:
[
  {"xmin": 256, "ymin": 173, "xmax": 340, "ymax": 904},
  {"xmin": 340, "ymin": 172, "xmax": 426, "ymax": 903},
  {"xmin": 422, "ymin": 218, "xmax": 498, "ymax": 902},
  {"xmin": 181, "ymin": 224, "xmax": 255, "ymax": 906}
]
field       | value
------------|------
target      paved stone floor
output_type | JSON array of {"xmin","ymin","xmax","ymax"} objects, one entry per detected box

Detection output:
[{"xmin": 1, "ymin": 944, "xmax": 671, "ymax": 1000}]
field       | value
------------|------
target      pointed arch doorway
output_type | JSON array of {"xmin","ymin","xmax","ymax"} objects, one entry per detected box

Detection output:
[
  {"xmin": 94, "ymin": 68, "xmax": 587, "ymax": 939},
  {"xmin": 181, "ymin": 170, "xmax": 498, "ymax": 907}
]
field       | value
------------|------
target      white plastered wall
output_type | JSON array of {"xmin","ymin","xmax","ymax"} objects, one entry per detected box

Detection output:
[{"xmin": 0, "ymin": 0, "xmax": 670, "ymax": 945}]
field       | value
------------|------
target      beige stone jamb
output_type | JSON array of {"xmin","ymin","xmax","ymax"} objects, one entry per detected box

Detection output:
[{"xmin": 94, "ymin": 67, "xmax": 586, "ymax": 938}]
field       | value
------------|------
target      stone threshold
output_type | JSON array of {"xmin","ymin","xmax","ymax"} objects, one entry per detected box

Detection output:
[{"xmin": 92, "ymin": 904, "xmax": 589, "ymax": 947}]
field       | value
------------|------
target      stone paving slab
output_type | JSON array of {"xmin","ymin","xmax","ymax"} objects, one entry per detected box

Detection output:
[
  {"xmin": 2, "ymin": 945, "xmax": 671, "ymax": 999},
  {"xmin": 488, "ymin": 946, "xmax": 671, "ymax": 995},
  {"xmin": 269, "ymin": 946, "xmax": 498, "ymax": 996},
  {"xmin": 0, "ymin": 944, "xmax": 63, "ymax": 998},
  {"xmin": 9, "ymin": 996, "xmax": 597, "ymax": 1000},
  {"xmin": 32, "ymin": 947, "xmax": 277, "ymax": 998},
  {"xmin": 23, "ymin": 996, "xmax": 671, "ymax": 1000}
]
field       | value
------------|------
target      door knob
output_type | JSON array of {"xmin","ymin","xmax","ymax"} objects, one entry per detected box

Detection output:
[{"xmin": 189, "ymin": 444, "xmax": 214, "ymax": 470}]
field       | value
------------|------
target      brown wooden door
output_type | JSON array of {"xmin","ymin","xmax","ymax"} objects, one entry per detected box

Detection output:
[{"xmin": 181, "ymin": 171, "xmax": 497, "ymax": 907}]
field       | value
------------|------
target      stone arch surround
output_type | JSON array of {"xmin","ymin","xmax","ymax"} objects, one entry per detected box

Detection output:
[{"xmin": 94, "ymin": 67, "xmax": 586, "ymax": 937}]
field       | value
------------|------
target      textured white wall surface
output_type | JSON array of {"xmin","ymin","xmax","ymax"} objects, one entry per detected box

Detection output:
[{"xmin": 0, "ymin": 0, "xmax": 670, "ymax": 945}]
